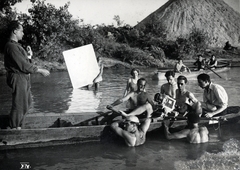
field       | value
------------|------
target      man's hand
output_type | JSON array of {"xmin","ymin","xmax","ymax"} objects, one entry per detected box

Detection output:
[
  {"xmin": 163, "ymin": 119, "xmax": 171, "ymax": 127},
  {"xmin": 171, "ymin": 110, "xmax": 179, "ymax": 117},
  {"xmin": 119, "ymin": 110, "xmax": 128, "ymax": 117},
  {"xmin": 27, "ymin": 46, "xmax": 33, "ymax": 59},
  {"xmin": 204, "ymin": 112, "xmax": 214, "ymax": 118},
  {"xmin": 37, "ymin": 69, "xmax": 50, "ymax": 77},
  {"xmin": 106, "ymin": 105, "xmax": 113, "ymax": 110}
]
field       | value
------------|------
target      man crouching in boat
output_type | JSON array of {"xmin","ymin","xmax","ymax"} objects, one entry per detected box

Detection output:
[
  {"xmin": 163, "ymin": 114, "xmax": 209, "ymax": 144},
  {"xmin": 111, "ymin": 115, "xmax": 151, "ymax": 147},
  {"xmin": 197, "ymin": 73, "xmax": 228, "ymax": 118},
  {"xmin": 106, "ymin": 78, "xmax": 154, "ymax": 122}
]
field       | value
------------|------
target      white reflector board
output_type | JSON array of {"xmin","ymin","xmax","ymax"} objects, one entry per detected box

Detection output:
[{"xmin": 63, "ymin": 44, "xmax": 99, "ymax": 88}]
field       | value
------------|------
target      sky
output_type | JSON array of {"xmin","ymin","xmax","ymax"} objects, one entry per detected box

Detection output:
[
  {"xmin": 14, "ymin": 0, "xmax": 168, "ymax": 26},
  {"xmin": 14, "ymin": 0, "xmax": 239, "ymax": 26}
]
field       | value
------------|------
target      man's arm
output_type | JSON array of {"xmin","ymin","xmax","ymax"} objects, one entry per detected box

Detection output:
[
  {"xmin": 7, "ymin": 43, "xmax": 38, "ymax": 74},
  {"xmin": 93, "ymin": 64, "xmax": 104, "ymax": 83},
  {"xmin": 160, "ymin": 85, "xmax": 165, "ymax": 95},
  {"xmin": 164, "ymin": 120, "xmax": 190, "ymax": 139},
  {"xmin": 139, "ymin": 118, "xmax": 151, "ymax": 133},
  {"xmin": 111, "ymin": 121, "xmax": 136, "ymax": 147},
  {"xmin": 167, "ymin": 129, "xmax": 190, "ymax": 139},
  {"xmin": 7, "ymin": 44, "xmax": 50, "ymax": 77},
  {"xmin": 123, "ymin": 79, "xmax": 131, "ymax": 96},
  {"xmin": 183, "ymin": 64, "xmax": 191, "ymax": 73},
  {"xmin": 205, "ymin": 105, "xmax": 227, "ymax": 117},
  {"xmin": 36, "ymin": 69, "xmax": 50, "ymax": 77},
  {"xmin": 188, "ymin": 92, "xmax": 198, "ymax": 104},
  {"xmin": 205, "ymin": 86, "xmax": 228, "ymax": 117},
  {"xmin": 147, "ymin": 94, "xmax": 155, "ymax": 108},
  {"xmin": 174, "ymin": 64, "xmax": 180, "ymax": 73},
  {"xmin": 120, "ymin": 103, "xmax": 153, "ymax": 117},
  {"xmin": 107, "ymin": 92, "xmax": 133, "ymax": 109}
]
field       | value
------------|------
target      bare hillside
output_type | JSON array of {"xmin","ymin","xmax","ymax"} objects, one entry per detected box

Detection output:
[{"xmin": 136, "ymin": 0, "xmax": 240, "ymax": 47}]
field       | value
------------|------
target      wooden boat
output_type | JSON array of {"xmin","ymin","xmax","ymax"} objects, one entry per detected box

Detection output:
[
  {"xmin": 152, "ymin": 62, "xmax": 231, "ymax": 80},
  {"xmin": 0, "ymin": 106, "xmax": 240, "ymax": 150}
]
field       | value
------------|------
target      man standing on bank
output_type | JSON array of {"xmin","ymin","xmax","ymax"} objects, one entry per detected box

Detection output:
[
  {"xmin": 4, "ymin": 21, "xmax": 50, "ymax": 129},
  {"xmin": 197, "ymin": 73, "xmax": 228, "ymax": 118}
]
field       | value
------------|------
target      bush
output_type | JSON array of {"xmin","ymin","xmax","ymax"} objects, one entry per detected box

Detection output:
[{"xmin": 0, "ymin": 0, "xmax": 211, "ymax": 68}]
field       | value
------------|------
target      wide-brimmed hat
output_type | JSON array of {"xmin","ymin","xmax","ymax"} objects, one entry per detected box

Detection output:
[{"xmin": 125, "ymin": 116, "xmax": 140, "ymax": 124}]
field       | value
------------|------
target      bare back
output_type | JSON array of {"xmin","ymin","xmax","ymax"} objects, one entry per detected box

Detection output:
[{"xmin": 187, "ymin": 127, "xmax": 209, "ymax": 143}]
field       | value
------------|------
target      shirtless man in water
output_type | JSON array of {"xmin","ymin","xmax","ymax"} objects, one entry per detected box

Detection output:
[
  {"xmin": 163, "ymin": 113, "xmax": 209, "ymax": 144},
  {"xmin": 111, "ymin": 115, "xmax": 151, "ymax": 147}
]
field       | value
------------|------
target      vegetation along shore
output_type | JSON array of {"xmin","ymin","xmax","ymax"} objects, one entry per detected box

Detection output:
[{"xmin": 0, "ymin": 0, "xmax": 239, "ymax": 76}]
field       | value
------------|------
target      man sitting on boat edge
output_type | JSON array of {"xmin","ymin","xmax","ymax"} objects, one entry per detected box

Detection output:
[
  {"xmin": 111, "ymin": 115, "xmax": 151, "ymax": 147},
  {"xmin": 104, "ymin": 78, "xmax": 155, "ymax": 124},
  {"xmin": 174, "ymin": 58, "xmax": 191, "ymax": 74},
  {"xmin": 171, "ymin": 75, "xmax": 202, "ymax": 118}
]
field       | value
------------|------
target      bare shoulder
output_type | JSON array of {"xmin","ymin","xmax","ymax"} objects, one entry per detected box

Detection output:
[
  {"xmin": 199, "ymin": 126, "xmax": 208, "ymax": 131},
  {"xmin": 199, "ymin": 126, "xmax": 209, "ymax": 133}
]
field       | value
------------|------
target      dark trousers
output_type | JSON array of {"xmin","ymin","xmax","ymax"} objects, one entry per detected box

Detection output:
[{"xmin": 7, "ymin": 72, "xmax": 32, "ymax": 128}]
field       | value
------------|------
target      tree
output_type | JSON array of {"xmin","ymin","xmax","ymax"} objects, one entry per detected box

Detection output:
[
  {"xmin": 21, "ymin": 0, "xmax": 84, "ymax": 62},
  {"xmin": 0, "ymin": 0, "xmax": 20, "ymax": 52},
  {"xmin": 113, "ymin": 15, "xmax": 123, "ymax": 27},
  {"xmin": 187, "ymin": 28, "xmax": 209, "ymax": 54},
  {"xmin": 0, "ymin": 0, "xmax": 22, "ymax": 12}
]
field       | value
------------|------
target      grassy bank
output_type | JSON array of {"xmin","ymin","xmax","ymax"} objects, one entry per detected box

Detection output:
[
  {"xmin": 0, "ymin": 48, "xmax": 239, "ymax": 76},
  {"xmin": 0, "ymin": 52, "xmax": 175, "ymax": 75}
]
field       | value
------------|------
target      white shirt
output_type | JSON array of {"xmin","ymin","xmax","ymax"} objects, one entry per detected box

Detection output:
[{"xmin": 203, "ymin": 83, "xmax": 228, "ymax": 108}]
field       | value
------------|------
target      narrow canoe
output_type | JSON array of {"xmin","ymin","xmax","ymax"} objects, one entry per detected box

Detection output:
[
  {"xmin": 152, "ymin": 63, "xmax": 230, "ymax": 80},
  {"xmin": 0, "ymin": 106, "xmax": 239, "ymax": 150}
]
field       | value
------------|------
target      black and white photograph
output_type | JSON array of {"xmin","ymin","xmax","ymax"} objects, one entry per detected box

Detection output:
[{"xmin": 0, "ymin": 0, "xmax": 240, "ymax": 169}]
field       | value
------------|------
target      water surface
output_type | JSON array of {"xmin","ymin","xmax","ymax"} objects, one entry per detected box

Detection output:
[
  {"xmin": 0, "ymin": 67, "xmax": 240, "ymax": 169},
  {"xmin": 1, "ymin": 67, "xmax": 239, "ymax": 114}
]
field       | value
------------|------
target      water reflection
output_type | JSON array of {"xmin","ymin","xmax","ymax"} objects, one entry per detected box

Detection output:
[
  {"xmin": 1, "ymin": 67, "xmax": 240, "ymax": 169},
  {"xmin": 65, "ymin": 89, "xmax": 101, "ymax": 113},
  {"xmin": 1, "ymin": 67, "xmax": 240, "ymax": 115}
]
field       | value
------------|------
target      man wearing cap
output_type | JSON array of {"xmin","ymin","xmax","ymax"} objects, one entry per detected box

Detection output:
[
  {"xmin": 111, "ymin": 115, "xmax": 151, "ymax": 147},
  {"xmin": 163, "ymin": 114, "xmax": 209, "ymax": 144}
]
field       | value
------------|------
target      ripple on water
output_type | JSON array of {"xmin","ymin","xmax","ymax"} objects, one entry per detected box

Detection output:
[{"xmin": 174, "ymin": 138, "xmax": 240, "ymax": 170}]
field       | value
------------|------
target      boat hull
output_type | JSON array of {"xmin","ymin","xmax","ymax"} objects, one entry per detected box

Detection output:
[
  {"xmin": 152, "ymin": 65, "xmax": 230, "ymax": 80},
  {"xmin": 0, "ymin": 106, "xmax": 239, "ymax": 150}
]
